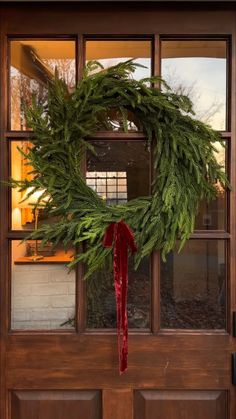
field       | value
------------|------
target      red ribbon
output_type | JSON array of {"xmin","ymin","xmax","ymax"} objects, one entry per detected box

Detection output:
[{"xmin": 103, "ymin": 221, "xmax": 137, "ymax": 374}]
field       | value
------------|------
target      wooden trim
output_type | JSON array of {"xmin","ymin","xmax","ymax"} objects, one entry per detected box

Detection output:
[
  {"xmin": 14, "ymin": 256, "xmax": 72, "ymax": 264},
  {"xmin": 5, "ymin": 130, "xmax": 148, "ymax": 140},
  {"xmin": 229, "ymin": 0, "xmax": 236, "ymax": 384},
  {"xmin": 103, "ymin": 389, "xmax": 133, "ymax": 419},
  {"xmin": 221, "ymin": 132, "xmax": 232, "ymax": 138},
  {"xmin": 190, "ymin": 232, "xmax": 230, "ymax": 239},
  {"xmin": 77, "ymin": 255, "xmax": 86, "ymax": 333},
  {"xmin": 87, "ymin": 132, "xmax": 147, "ymax": 140},
  {"xmin": 4, "ymin": 130, "xmax": 232, "ymax": 140},
  {"xmin": 151, "ymin": 251, "xmax": 160, "ymax": 333},
  {"xmin": 226, "ymin": 36, "xmax": 232, "ymax": 132},
  {"xmin": 1, "ymin": 0, "xmax": 236, "ymax": 3},
  {"xmin": 7, "ymin": 231, "xmax": 231, "ymax": 240},
  {"xmin": 0, "ymin": 19, "xmax": 8, "ymax": 419},
  {"xmin": 77, "ymin": 34, "xmax": 84, "ymax": 82}
]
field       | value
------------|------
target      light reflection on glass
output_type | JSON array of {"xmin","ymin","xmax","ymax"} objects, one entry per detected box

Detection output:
[
  {"xmin": 11, "ymin": 141, "xmax": 59, "ymax": 230},
  {"xmin": 161, "ymin": 40, "xmax": 227, "ymax": 131},
  {"xmin": 195, "ymin": 141, "xmax": 226, "ymax": 230},
  {"xmin": 161, "ymin": 240, "xmax": 226, "ymax": 329},
  {"xmin": 87, "ymin": 257, "xmax": 150, "ymax": 329},
  {"xmin": 86, "ymin": 40, "xmax": 152, "ymax": 131},
  {"xmin": 10, "ymin": 40, "xmax": 76, "ymax": 130},
  {"xmin": 86, "ymin": 141, "xmax": 150, "ymax": 203}
]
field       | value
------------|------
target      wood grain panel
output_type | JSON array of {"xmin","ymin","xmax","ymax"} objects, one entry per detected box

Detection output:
[
  {"xmin": 134, "ymin": 390, "xmax": 227, "ymax": 419},
  {"xmin": 1, "ymin": 5, "xmax": 235, "ymax": 36},
  {"xmin": 11, "ymin": 390, "xmax": 101, "ymax": 419},
  {"xmin": 6, "ymin": 334, "xmax": 232, "ymax": 389},
  {"xmin": 103, "ymin": 389, "xmax": 132, "ymax": 419}
]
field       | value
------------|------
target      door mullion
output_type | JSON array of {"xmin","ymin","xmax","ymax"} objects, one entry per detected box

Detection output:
[
  {"xmin": 151, "ymin": 251, "xmax": 160, "ymax": 333},
  {"xmin": 151, "ymin": 35, "xmax": 161, "ymax": 334},
  {"xmin": 77, "ymin": 34, "xmax": 85, "ymax": 83}
]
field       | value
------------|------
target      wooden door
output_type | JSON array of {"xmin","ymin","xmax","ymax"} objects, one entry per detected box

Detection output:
[{"xmin": 0, "ymin": 3, "xmax": 236, "ymax": 419}]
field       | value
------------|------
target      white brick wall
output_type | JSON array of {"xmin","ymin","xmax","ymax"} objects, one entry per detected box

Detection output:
[{"xmin": 12, "ymin": 258, "xmax": 76, "ymax": 330}]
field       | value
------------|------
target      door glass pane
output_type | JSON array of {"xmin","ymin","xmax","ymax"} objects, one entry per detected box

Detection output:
[
  {"xmin": 11, "ymin": 241, "xmax": 75, "ymax": 330},
  {"xmin": 161, "ymin": 40, "xmax": 227, "ymax": 131},
  {"xmin": 86, "ymin": 40, "xmax": 152, "ymax": 131},
  {"xmin": 11, "ymin": 141, "xmax": 59, "ymax": 230},
  {"xmin": 87, "ymin": 257, "xmax": 150, "ymax": 329},
  {"xmin": 195, "ymin": 141, "xmax": 226, "ymax": 230},
  {"xmin": 86, "ymin": 141, "xmax": 151, "ymax": 329},
  {"xmin": 161, "ymin": 240, "xmax": 226, "ymax": 329},
  {"xmin": 10, "ymin": 40, "xmax": 76, "ymax": 131}
]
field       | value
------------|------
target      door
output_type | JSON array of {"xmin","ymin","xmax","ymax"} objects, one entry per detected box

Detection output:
[{"xmin": 0, "ymin": 3, "xmax": 236, "ymax": 419}]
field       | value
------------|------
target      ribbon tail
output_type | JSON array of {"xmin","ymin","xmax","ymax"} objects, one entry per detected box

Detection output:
[{"xmin": 103, "ymin": 220, "xmax": 137, "ymax": 374}]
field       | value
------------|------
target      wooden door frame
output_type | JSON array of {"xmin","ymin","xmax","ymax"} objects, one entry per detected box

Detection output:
[{"xmin": 1, "ymin": 3, "xmax": 236, "ymax": 419}]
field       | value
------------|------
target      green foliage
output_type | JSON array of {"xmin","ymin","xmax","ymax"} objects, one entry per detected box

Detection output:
[{"xmin": 10, "ymin": 60, "xmax": 229, "ymax": 278}]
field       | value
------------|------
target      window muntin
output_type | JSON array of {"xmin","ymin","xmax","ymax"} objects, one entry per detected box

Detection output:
[{"xmin": 86, "ymin": 171, "xmax": 127, "ymax": 205}]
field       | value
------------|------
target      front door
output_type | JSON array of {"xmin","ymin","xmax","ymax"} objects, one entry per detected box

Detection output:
[{"xmin": 0, "ymin": 3, "xmax": 236, "ymax": 419}]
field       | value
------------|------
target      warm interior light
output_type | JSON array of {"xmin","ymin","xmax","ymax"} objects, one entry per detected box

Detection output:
[
  {"xmin": 18, "ymin": 187, "xmax": 50, "ymax": 261},
  {"xmin": 18, "ymin": 187, "xmax": 49, "ymax": 208}
]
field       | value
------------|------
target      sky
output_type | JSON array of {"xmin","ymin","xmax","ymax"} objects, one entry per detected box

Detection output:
[{"xmin": 162, "ymin": 57, "xmax": 227, "ymax": 131}]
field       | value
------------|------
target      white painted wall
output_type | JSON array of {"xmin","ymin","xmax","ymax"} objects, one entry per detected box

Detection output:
[{"xmin": 11, "ymin": 242, "xmax": 75, "ymax": 330}]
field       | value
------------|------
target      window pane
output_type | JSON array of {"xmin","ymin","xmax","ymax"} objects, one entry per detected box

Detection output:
[
  {"xmin": 195, "ymin": 142, "xmax": 226, "ymax": 230},
  {"xmin": 86, "ymin": 141, "xmax": 151, "ymax": 328},
  {"xmin": 86, "ymin": 40, "xmax": 152, "ymax": 131},
  {"xmin": 161, "ymin": 40, "xmax": 227, "ymax": 130},
  {"xmin": 11, "ymin": 241, "xmax": 75, "ymax": 330},
  {"xmin": 87, "ymin": 141, "xmax": 150, "ymax": 203},
  {"xmin": 161, "ymin": 240, "xmax": 226, "ymax": 329},
  {"xmin": 87, "ymin": 257, "xmax": 150, "ymax": 329},
  {"xmin": 11, "ymin": 141, "xmax": 59, "ymax": 230},
  {"xmin": 10, "ymin": 40, "xmax": 76, "ymax": 131}
]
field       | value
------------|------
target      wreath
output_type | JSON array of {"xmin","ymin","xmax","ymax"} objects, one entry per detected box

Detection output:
[{"xmin": 12, "ymin": 60, "xmax": 228, "ymax": 275}]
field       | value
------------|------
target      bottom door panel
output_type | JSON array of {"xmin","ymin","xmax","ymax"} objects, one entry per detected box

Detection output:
[
  {"xmin": 134, "ymin": 390, "xmax": 227, "ymax": 419},
  {"xmin": 11, "ymin": 390, "xmax": 101, "ymax": 419}
]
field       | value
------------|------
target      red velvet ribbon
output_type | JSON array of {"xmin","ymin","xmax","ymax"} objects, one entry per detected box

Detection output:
[{"xmin": 103, "ymin": 221, "xmax": 137, "ymax": 374}]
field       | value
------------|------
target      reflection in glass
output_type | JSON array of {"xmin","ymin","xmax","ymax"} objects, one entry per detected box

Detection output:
[
  {"xmin": 161, "ymin": 240, "xmax": 226, "ymax": 329},
  {"xmin": 86, "ymin": 141, "xmax": 151, "ymax": 328},
  {"xmin": 87, "ymin": 258, "xmax": 150, "ymax": 329},
  {"xmin": 87, "ymin": 141, "xmax": 150, "ymax": 203},
  {"xmin": 195, "ymin": 142, "xmax": 226, "ymax": 230},
  {"xmin": 11, "ymin": 141, "xmax": 58, "ymax": 230},
  {"xmin": 86, "ymin": 40, "xmax": 152, "ymax": 131},
  {"xmin": 11, "ymin": 241, "xmax": 75, "ymax": 330},
  {"xmin": 10, "ymin": 40, "xmax": 76, "ymax": 130},
  {"xmin": 161, "ymin": 40, "xmax": 227, "ymax": 130}
]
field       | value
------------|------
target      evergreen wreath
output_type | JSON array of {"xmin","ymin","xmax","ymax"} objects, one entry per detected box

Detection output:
[{"xmin": 11, "ymin": 60, "xmax": 228, "ymax": 278}]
